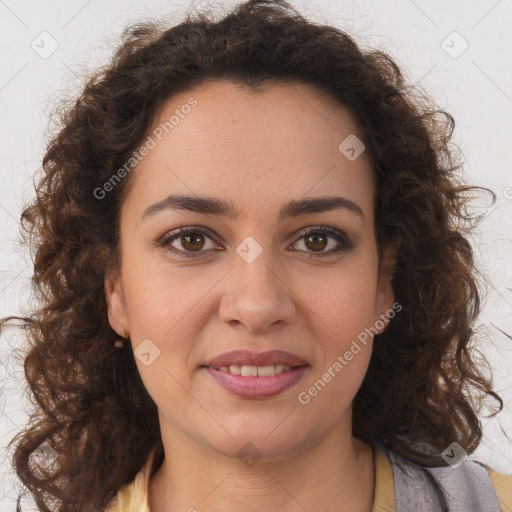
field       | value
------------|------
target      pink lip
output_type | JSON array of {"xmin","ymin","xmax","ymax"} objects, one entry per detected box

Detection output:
[
  {"xmin": 203, "ymin": 365, "xmax": 309, "ymax": 399},
  {"xmin": 202, "ymin": 349, "xmax": 308, "ymax": 368}
]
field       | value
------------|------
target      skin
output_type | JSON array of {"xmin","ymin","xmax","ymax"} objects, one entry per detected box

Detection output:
[{"xmin": 105, "ymin": 79, "xmax": 395, "ymax": 512}]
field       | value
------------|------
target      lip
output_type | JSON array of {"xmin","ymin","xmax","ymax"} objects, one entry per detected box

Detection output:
[
  {"xmin": 203, "ymin": 365, "xmax": 309, "ymax": 399},
  {"xmin": 202, "ymin": 349, "xmax": 308, "ymax": 368}
]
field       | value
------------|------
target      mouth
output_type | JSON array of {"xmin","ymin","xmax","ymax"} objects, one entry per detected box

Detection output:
[
  {"xmin": 202, "ymin": 348, "xmax": 308, "ymax": 370},
  {"xmin": 200, "ymin": 349, "xmax": 310, "ymax": 399},
  {"xmin": 201, "ymin": 363, "xmax": 307, "ymax": 376}
]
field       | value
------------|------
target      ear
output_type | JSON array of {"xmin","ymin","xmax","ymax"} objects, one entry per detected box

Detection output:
[
  {"xmin": 104, "ymin": 266, "xmax": 129, "ymax": 337},
  {"xmin": 373, "ymin": 242, "xmax": 399, "ymax": 335}
]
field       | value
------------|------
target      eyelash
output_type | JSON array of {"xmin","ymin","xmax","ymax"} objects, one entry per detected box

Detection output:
[{"xmin": 157, "ymin": 225, "xmax": 353, "ymax": 259}]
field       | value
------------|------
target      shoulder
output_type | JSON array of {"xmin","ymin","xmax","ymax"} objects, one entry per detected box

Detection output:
[
  {"xmin": 104, "ymin": 476, "xmax": 146, "ymax": 512},
  {"xmin": 384, "ymin": 444, "xmax": 512, "ymax": 512},
  {"xmin": 480, "ymin": 463, "xmax": 512, "ymax": 512},
  {"xmin": 104, "ymin": 449, "xmax": 158, "ymax": 512}
]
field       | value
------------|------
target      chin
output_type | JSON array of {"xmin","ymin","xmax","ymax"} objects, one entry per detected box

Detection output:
[{"xmin": 201, "ymin": 418, "xmax": 316, "ymax": 464}]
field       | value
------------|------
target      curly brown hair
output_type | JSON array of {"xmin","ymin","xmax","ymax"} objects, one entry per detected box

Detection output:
[{"xmin": 1, "ymin": 0, "xmax": 506, "ymax": 510}]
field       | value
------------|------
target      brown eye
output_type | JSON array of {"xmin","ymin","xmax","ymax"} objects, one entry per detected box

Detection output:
[
  {"xmin": 159, "ymin": 228, "xmax": 220, "ymax": 257},
  {"xmin": 304, "ymin": 232, "xmax": 328, "ymax": 252},
  {"xmin": 180, "ymin": 232, "xmax": 206, "ymax": 252},
  {"xmin": 158, "ymin": 225, "xmax": 353, "ymax": 259},
  {"xmin": 293, "ymin": 226, "xmax": 352, "ymax": 257}
]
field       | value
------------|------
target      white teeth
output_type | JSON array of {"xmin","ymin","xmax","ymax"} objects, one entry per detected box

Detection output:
[
  {"xmin": 241, "ymin": 365, "xmax": 258, "ymax": 376},
  {"xmin": 217, "ymin": 364, "xmax": 293, "ymax": 376},
  {"xmin": 257, "ymin": 365, "xmax": 275, "ymax": 376}
]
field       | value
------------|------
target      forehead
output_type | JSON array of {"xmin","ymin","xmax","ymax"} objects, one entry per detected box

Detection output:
[{"xmin": 121, "ymin": 79, "xmax": 375, "ymax": 222}]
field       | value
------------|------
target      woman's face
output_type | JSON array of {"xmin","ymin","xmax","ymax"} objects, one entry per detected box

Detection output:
[{"xmin": 105, "ymin": 80, "xmax": 394, "ymax": 461}]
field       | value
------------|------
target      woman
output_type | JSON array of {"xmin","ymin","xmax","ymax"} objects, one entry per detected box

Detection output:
[{"xmin": 2, "ymin": 1, "xmax": 511, "ymax": 511}]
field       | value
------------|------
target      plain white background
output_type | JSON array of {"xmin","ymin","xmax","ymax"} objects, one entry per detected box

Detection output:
[{"xmin": 1, "ymin": 0, "xmax": 511, "ymax": 509}]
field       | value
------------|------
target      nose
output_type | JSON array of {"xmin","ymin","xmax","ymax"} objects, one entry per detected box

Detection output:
[{"xmin": 219, "ymin": 250, "xmax": 296, "ymax": 334}]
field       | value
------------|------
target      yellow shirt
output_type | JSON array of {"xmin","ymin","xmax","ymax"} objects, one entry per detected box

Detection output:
[{"xmin": 105, "ymin": 442, "xmax": 512, "ymax": 512}]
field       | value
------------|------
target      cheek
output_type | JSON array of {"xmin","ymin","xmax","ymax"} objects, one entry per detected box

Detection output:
[
  {"xmin": 121, "ymin": 260, "xmax": 204, "ymax": 409},
  {"xmin": 299, "ymin": 260, "xmax": 380, "ymax": 345},
  {"xmin": 121, "ymin": 249, "xmax": 207, "ymax": 340},
  {"xmin": 122, "ymin": 231, "xmax": 380, "ymax": 347},
  {"xmin": 294, "ymin": 267, "xmax": 378, "ymax": 418},
  {"xmin": 123, "ymin": 244, "xmax": 380, "ymax": 348}
]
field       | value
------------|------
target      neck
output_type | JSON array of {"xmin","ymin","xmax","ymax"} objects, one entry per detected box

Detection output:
[{"xmin": 148, "ymin": 423, "xmax": 375, "ymax": 512}]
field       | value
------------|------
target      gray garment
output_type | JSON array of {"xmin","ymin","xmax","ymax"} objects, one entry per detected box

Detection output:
[{"xmin": 388, "ymin": 449, "xmax": 502, "ymax": 512}]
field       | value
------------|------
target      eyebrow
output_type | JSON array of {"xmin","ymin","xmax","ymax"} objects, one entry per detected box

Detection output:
[{"xmin": 141, "ymin": 194, "xmax": 365, "ymax": 223}]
